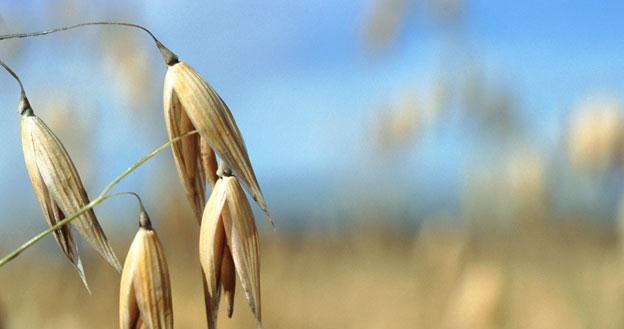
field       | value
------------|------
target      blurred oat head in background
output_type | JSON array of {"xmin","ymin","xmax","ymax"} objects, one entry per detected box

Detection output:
[
  {"xmin": 568, "ymin": 96, "xmax": 624, "ymax": 177},
  {"xmin": 363, "ymin": 0, "xmax": 532, "ymax": 229},
  {"xmin": 364, "ymin": 0, "xmax": 624, "ymax": 232},
  {"xmin": 442, "ymin": 263, "xmax": 503, "ymax": 329},
  {"xmin": 365, "ymin": 0, "xmax": 464, "ymax": 52},
  {"xmin": 370, "ymin": 82, "xmax": 448, "ymax": 155},
  {"xmin": 461, "ymin": 145, "xmax": 549, "ymax": 229}
]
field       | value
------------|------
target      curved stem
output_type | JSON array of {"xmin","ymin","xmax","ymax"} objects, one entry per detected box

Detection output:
[
  {"xmin": 0, "ymin": 130, "xmax": 198, "ymax": 268},
  {"xmin": 0, "ymin": 21, "xmax": 178, "ymax": 65},
  {"xmin": 0, "ymin": 22, "xmax": 156, "ymax": 42},
  {"xmin": 0, "ymin": 58, "xmax": 32, "ymax": 114},
  {"xmin": 105, "ymin": 191, "xmax": 152, "ymax": 229},
  {"xmin": 105, "ymin": 191, "xmax": 147, "ymax": 214},
  {"xmin": 0, "ymin": 58, "xmax": 25, "ymax": 95}
]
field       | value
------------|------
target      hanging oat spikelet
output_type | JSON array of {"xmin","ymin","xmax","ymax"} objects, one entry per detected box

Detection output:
[
  {"xmin": 21, "ymin": 109, "xmax": 87, "ymax": 288},
  {"xmin": 198, "ymin": 178, "xmax": 227, "ymax": 328},
  {"xmin": 120, "ymin": 211, "xmax": 173, "ymax": 329},
  {"xmin": 20, "ymin": 106, "xmax": 121, "ymax": 277},
  {"xmin": 163, "ymin": 86, "xmax": 208, "ymax": 222},
  {"xmin": 222, "ymin": 175, "xmax": 261, "ymax": 323},
  {"xmin": 164, "ymin": 61, "xmax": 272, "ymax": 225},
  {"xmin": 199, "ymin": 174, "xmax": 261, "ymax": 329}
]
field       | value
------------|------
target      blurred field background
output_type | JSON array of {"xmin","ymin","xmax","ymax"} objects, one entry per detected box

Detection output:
[{"xmin": 2, "ymin": 1, "xmax": 624, "ymax": 328}]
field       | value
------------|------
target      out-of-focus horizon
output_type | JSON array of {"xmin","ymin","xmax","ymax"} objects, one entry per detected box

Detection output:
[{"xmin": 3, "ymin": 1, "xmax": 624, "ymax": 328}]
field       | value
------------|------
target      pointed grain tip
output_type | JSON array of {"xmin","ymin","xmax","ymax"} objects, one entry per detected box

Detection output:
[
  {"xmin": 75, "ymin": 260, "xmax": 91, "ymax": 294},
  {"xmin": 139, "ymin": 211, "xmax": 152, "ymax": 230},
  {"xmin": 264, "ymin": 210, "xmax": 276, "ymax": 229},
  {"xmin": 156, "ymin": 41, "xmax": 179, "ymax": 66}
]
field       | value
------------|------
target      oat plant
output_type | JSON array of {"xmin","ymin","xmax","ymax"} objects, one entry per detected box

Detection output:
[{"xmin": 0, "ymin": 21, "xmax": 271, "ymax": 329}]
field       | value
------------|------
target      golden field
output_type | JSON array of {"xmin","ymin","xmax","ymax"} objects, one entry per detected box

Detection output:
[{"xmin": 1, "ymin": 219, "xmax": 623, "ymax": 329}]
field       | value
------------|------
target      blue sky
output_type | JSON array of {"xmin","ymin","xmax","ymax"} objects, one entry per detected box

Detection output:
[{"xmin": 1, "ymin": 1, "xmax": 624, "ymax": 230}]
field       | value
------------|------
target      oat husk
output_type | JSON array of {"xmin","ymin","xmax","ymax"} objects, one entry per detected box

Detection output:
[
  {"xmin": 120, "ymin": 212, "xmax": 173, "ymax": 329},
  {"xmin": 199, "ymin": 176, "xmax": 261, "ymax": 328},
  {"xmin": 164, "ymin": 62, "xmax": 272, "ymax": 225},
  {"xmin": 163, "ymin": 86, "xmax": 207, "ymax": 222},
  {"xmin": 21, "ymin": 113, "xmax": 87, "ymax": 288},
  {"xmin": 198, "ymin": 178, "xmax": 227, "ymax": 328},
  {"xmin": 221, "ymin": 245, "xmax": 236, "ymax": 318},
  {"xmin": 21, "ymin": 112, "xmax": 121, "ymax": 286}
]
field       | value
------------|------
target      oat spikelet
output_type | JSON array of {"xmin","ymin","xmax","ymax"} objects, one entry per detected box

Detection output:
[
  {"xmin": 120, "ymin": 211, "xmax": 173, "ymax": 329},
  {"xmin": 222, "ymin": 176, "xmax": 261, "ymax": 326},
  {"xmin": 163, "ymin": 84, "xmax": 206, "ymax": 222},
  {"xmin": 199, "ymin": 175, "xmax": 262, "ymax": 328},
  {"xmin": 21, "ymin": 111, "xmax": 121, "ymax": 274},
  {"xmin": 21, "ymin": 113, "xmax": 87, "ymax": 288},
  {"xmin": 198, "ymin": 179, "xmax": 227, "ymax": 328},
  {"xmin": 164, "ymin": 62, "xmax": 272, "ymax": 224}
]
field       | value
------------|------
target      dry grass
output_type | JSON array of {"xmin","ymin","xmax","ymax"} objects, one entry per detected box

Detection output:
[{"xmin": 1, "ymin": 219, "xmax": 622, "ymax": 329}]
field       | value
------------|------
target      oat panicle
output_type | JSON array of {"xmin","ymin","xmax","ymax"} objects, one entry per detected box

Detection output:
[
  {"xmin": 164, "ymin": 61, "xmax": 273, "ymax": 225},
  {"xmin": 21, "ymin": 107, "xmax": 121, "ymax": 287}
]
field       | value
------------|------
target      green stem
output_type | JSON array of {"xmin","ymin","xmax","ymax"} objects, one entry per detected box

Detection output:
[{"xmin": 0, "ymin": 130, "xmax": 198, "ymax": 268}]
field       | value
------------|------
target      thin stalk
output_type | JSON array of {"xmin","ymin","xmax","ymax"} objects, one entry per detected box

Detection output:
[
  {"xmin": 105, "ymin": 191, "xmax": 147, "ymax": 214},
  {"xmin": 0, "ymin": 130, "xmax": 198, "ymax": 268},
  {"xmin": 106, "ymin": 191, "xmax": 153, "ymax": 229},
  {"xmin": 0, "ymin": 22, "xmax": 158, "ymax": 42},
  {"xmin": 0, "ymin": 21, "xmax": 178, "ymax": 65},
  {"xmin": 0, "ymin": 57, "xmax": 32, "ymax": 114},
  {"xmin": 0, "ymin": 58, "xmax": 25, "ymax": 96}
]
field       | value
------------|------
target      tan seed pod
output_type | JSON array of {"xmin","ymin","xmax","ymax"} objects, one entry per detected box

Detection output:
[
  {"xmin": 163, "ymin": 86, "xmax": 206, "ymax": 222},
  {"xmin": 21, "ymin": 111, "xmax": 121, "ymax": 275},
  {"xmin": 120, "ymin": 211, "xmax": 173, "ymax": 329},
  {"xmin": 198, "ymin": 178, "xmax": 227, "ymax": 329},
  {"xmin": 222, "ymin": 176, "xmax": 261, "ymax": 327},
  {"xmin": 21, "ymin": 114, "xmax": 87, "ymax": 288},
  {"xmin": 199, "ymin": 176, "xmax": 262, "ymax": 328},
  {"xmin": 164, "ymin": 61, "xmax": 273, "ymax": 225}
]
